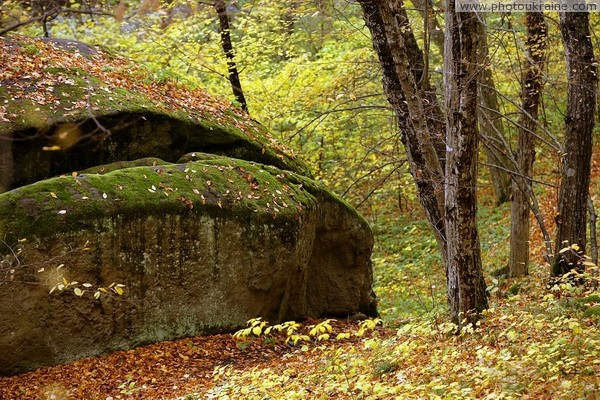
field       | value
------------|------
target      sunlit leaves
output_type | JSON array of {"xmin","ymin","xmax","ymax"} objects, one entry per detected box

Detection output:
[
  {"xmin": 233, "ymin": 317, "xmax": 384, "ymax": 347},
  {"xmin": 41, "ymin": 261, "xmax": 125, "ymax": 299}
]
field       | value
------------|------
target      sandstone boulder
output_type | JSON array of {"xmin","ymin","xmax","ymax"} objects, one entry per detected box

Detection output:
[
  {"xmin": 0, "ymin": 36, "xmax": 376, "ymax": 376},
  {"xmin": 0, "ymin": 158, "xmax": 375, "ymax": 375}
]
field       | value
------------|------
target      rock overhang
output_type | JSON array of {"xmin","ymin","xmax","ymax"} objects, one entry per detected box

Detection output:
[
  {"xmin": 0, "ymin": 35, "xmax": 310, "ymax": 192},
  {"xmin": 0, "ymin": 35, "xmax": 377, "ymax": 376}
]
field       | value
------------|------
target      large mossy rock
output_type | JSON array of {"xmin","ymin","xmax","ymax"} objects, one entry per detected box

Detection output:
[
  {"xmin": 0, "ymin": 158, "xmax": 376, "ymax": 375},
  {"xmin": 0, "ymin": 36, "xmax": 309, "ymax": 192},
  {"xmin": 0, "ymin": 37, "xmax": 376, "ymax": 376}
]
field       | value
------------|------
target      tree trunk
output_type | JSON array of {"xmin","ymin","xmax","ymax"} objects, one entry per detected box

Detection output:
[
  {"xmin": 411, "ymin": 0, "xmax": 444, "ymax": 57},
  {"xmin": 553, "ymin": 12, "xmax": 597, "ymax": 276},
  {"xmin": 214, "ymin": 0, "xmax": 248, "ymax": 114},
  {"xmin": 444, "ymin": 4, "xmax": 488, "ymax": 325},
  {"xmin": 509, "ymin": 12, "xmax": 547, "ymax": 277},
  {"xmin": 388, "ymin": 0, "xmax": 446, "ymax": 164},
  {"xmin": 588, "ymin": 196, "xmax": 598, "ymax": 265},
  {"xmin": 477, "ymin": 21, "xmax": 512, "ymax": 205},
  {"xmin": 358, "ymin": 0, "xmax": 446, "ymax": 259}
]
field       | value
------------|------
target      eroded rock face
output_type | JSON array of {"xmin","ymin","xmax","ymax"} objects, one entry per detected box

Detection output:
[
  {"xmin": 0, "ymin": 159, "xmax": 376, "ymax": 376},
  {"xmin": 0, "ymin": 36, "xmax": 376, "ymax": 377}
]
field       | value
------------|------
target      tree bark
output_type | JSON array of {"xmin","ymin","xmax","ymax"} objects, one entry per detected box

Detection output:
[
  {"xmin": 588, "ymin": 196, "xmax": 598, "ymax": 265},
  {"xmin": 444, "ymin": 4, "xmax": 488, "ymax": 325},
  {"xmin": 509, "ymin": 12, "xmax": 547, "ymax": 277},
  {"xmin": 477, "ymin": 28, "xmax": 512, "ymax": 205},
  {"xmin": 358, "ymin": 0, "xmax": 446, "ymax": 259},
  {"xmin": 553, "ymin": 12, "xmax": 597, "ymax": 276},
  {"xmin": 360, "ymin": 0, "xmax": 488, "ymax": 325},
  {"xmin": 214, "ymin": 0, "xmax": 248, "ymax": 114}
]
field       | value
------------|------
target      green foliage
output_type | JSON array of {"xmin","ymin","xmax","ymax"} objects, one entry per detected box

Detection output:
[
  {"xmin": 118, "ymin": 376, "xmax": 141, "ymax": 395},
  {"xmin": 233, "ymin": 317, "xmax": 382, "ymax": 347},
  {"xmin": 197, "ymin": 289, "xmax": 599, "ymax": 399},
  {"xmin": 371, "ymin": 214, "xmax": 446, "ymax": 325},
  {"xmin": 583, "ymin": 305, "xmax": 600, "ymax": 318}
]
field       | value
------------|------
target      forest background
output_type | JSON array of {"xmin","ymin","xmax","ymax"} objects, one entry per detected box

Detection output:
[{"xmin": 0, "ymin": 0, "xmax": 599, "ymax": 398}]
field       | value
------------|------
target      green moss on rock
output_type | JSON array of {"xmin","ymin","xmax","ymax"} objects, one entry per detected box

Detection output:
[
  {"xmin": 0, "ymin": 36, "xmax": 312, "ymax": 186},
  {"xmin": 0, "ymin": 158, "xmax": 324, "ymax": 242}
]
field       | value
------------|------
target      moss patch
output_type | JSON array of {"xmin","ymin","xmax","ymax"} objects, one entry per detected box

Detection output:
[
  {"xmin": 0, "ymin": 157, "xmax": 332, "ymax": 242},
  {"xmin": 583, "ymin": 305, "xmax": 600, "ymax": 318}
]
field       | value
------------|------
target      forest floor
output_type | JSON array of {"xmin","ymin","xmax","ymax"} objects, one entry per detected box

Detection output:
[
  {"xmin": 0, "ymin": 276, "xmax": 597, "ymax": 400},
  {"xmin": 0, "ymin": 319, "xmax": 393, "ymax": 399},
  {"xmin": 1, "ymin": 150, "xmax": 599, "ymax": 399}
]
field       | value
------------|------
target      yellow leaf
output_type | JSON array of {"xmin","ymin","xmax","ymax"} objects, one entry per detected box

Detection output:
[
  {"xmin": 50, "ymin": 192, "xmax": 57, "ymax": 198},
  {"xmin": 114, "ymin": 286, "xmax": 124, "ymax": 295},
  {"xmin": 74, "ymin": 288, "xmax": 84, "ymax": 296},
  {"xmin": 42, "ymin": 145, "xmax": 62, "ymax": 151},
  {"xmin": 252, "ymin": 326, "xmax": 262, "ymax": 336},
  {"xmin": 94, "ymin": 291, "xmax": 101, "ymax": 299}
]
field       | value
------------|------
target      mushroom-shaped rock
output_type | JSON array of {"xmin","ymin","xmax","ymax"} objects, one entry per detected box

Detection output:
[{"xmin": 0, "ymin": 37, "xmax": 376, "ymax": 376}]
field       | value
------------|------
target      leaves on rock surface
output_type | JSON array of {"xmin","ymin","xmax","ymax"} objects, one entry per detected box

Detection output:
[{"xmin": 0, "ymin": 35, "xmax": 301, "ymax": 172}]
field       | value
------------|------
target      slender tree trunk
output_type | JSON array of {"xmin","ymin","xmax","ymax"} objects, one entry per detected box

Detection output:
[
  {"xmin": 358, "ymin": 0, "xmax": 446, "ymax": 259},
  {"xmin": 509, "ymin": 12, "xmax": 547, "ymax": 277},
  {"xmin": 477, "ymin": 21, "xmax": 512, "ymax": 205},
  {"xmin": 213, "ymin": 0, "xmax": 248, "ymax": 114},
  {"xmin": 411, "ymin": 0, "xmax": 444, "ymax": 57},
  {"xmin": 588, "ymin": 196, "xmax": 598, "ymax": 265},
  {"xmin": 444, "ymin": 4, "xmax": 488, "ymax": 325},
  {"xmin": 553, "ymin": 12, "xmax": 597, "ymax": 276}
]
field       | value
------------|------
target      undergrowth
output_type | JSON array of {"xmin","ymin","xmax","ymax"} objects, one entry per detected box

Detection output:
[{"xmin": 180, "ymin": 197, "xmax": 599, "ymax": 399}]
